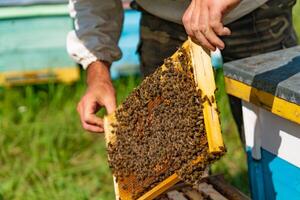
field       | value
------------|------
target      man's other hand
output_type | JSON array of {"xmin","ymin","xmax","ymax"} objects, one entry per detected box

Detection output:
[
  {"xmin": 77, "ymin": 61, "xmax": 116, "ymax": 133},
  {"xmin": 182, "ymin": 0, "xmax": 240, "ymax": 51}
]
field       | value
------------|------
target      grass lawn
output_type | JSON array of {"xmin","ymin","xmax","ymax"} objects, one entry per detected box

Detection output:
[
  {"xmin": 1, "ymin": 3, "xmax": 300, "ymax": 199},
  {"xmin": 0, "ymin": 76, "xmax": 140, "ymax": 200},
  {"xmin": 0, "ymin": 72, "xmax": 247, "ymax": 200}
]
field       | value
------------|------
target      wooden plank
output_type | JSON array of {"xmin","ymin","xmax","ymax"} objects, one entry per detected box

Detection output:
[
  {"xmin": 224, "ymin": 77, "xmax": 300, "ymax": 125},
  {"xmin": 138, "ymin": 174, "xmax": 180, "ymax": 200},
  {"xmin": 206, "ymin": 175, "xmax": 250, "ymax": 200},
  {"xmin": 0, "ymin": 67, "xmax": 79, "ymax": 86},
  {"xmin": 189, "ymin": 39, "xmax": 224, "ymax": 153},
  {"xmin": 104, "ymin": 114, "xmax": 120, "ymax": 200},
  {"xmin": 104, "ymin": 113, "xmax": 117, "ymax": 146}
]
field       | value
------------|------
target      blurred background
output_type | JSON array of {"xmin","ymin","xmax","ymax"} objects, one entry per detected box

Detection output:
[{"xmin": 0, "ymin": 1, "xmax": 299, "ymax": 199}]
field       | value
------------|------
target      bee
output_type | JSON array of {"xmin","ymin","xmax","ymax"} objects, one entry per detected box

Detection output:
[
  {"xmin": 210, "ymin": 96, "xmax": 215, "ymax": 104},
  {"xmin": 107, "ymin": 55, "xmax": 223, "ymax": 198},
  {"xmin": 214, "ymin": 88, "xmax": 219, "ymax": 94},
  {"xmin": 215, "ymin": 107, "xmax": 221, "ymax": 115}
]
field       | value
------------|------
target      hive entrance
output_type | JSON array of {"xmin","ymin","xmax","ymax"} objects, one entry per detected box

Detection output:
[{"xmin": 105, "ymin": 42, "xmax": 225, "ymax": 200}]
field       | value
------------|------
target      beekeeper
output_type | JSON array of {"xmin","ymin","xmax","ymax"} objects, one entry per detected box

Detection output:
[{"xmin": 67, "ymin": 0, "xmax": 298, "ymax": 134}]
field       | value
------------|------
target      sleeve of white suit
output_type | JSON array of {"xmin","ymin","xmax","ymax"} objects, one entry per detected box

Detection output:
[{"xmin": 67, "ymin": 0, "xmax": 124, "ymax": 69}]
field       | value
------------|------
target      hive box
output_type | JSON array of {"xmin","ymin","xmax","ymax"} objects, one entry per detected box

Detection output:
[
  {"xmin": 224, "ymin": 46, "xmax": 300, "ymax": 200},
  {"xmin": 0, "ymin": 1, "xmax": 79, "ymax": 86}
]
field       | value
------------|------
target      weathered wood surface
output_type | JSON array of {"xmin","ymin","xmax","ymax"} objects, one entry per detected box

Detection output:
[
  {"xmin": 153, "ymin": 175, "xmax": 250, "ymax": 200},
  {"xmin": 223, "ymin": 46, "xmax": 300, "ymax": 105}
]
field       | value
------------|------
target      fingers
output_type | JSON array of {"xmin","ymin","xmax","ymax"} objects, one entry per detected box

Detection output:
[
  {"xmin": 83, "ymin": 112, "xmax": 103, "ymax": 127},
  {"xmin": 77, "ymin": 80, "xmax": 117, "ymax": 133},
  {"xmin": 182, "ymin": 0, "xmax": 195, "ymax": 36},
  {"xmin": 105, "ymin": 99, "xmax": 116, "ymax": 114},
  {"xmin": 77, "ymin": 96, "xmax": 104, "ymax": 133},
  {"xmin": 209, "ymin": 9, "xmax": 231, "ymax": 36},
  {"xmin": 101, "ymin": 89, "xmax": 117, "ymax": 114},
  {"xmin": 210, "ymin": 21, "xmax": 231, "ymax": 37},
  {"xmin": 182, "ymin": 0, "xmax": 232, "ymax": 51},
  {"xmin": 203, "ymin": 28, "xmax": 225, "ymax": 50},
  {"xmin": 193, "ymin": 31, "xmax": 215, "ymax": 51},
  {"xmin": 189, "ymin": 1, "xmax": 217, "ymax": 51},
  {"xmin": 79, "ymin": 61, "xmax": 117, "ymax": 133},
  {"xmin": 196, "ymin": 1, "xmax": 219, "ymax": 51},
  {"xmin": 82, "ymin": 120, "xmax": 104, "ymax": 133},
  {"xmin": 222, "ymin": 27, "xmax": 231, "ymax": 36}
]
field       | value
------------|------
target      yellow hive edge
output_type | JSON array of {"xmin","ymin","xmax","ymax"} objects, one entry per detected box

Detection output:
[
  {"xmin": 188, "ymin": 38, "xmax": 224, "ymax": 153},
  {"xmin": 225, "ymin": 77, "xmax": 300, "ymax": 125},
  {"xmin": 104, "ymin": 40, "xmax": 225, "ymax": 200},
  {"xmin": 0, "ymin": 67, "xmax": 80, "ymax": 87}
]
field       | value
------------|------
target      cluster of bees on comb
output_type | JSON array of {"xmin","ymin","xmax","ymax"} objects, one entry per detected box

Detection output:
[{"xmin": 107, "ymin": 47, "xmax": 225, "ymax": 199}]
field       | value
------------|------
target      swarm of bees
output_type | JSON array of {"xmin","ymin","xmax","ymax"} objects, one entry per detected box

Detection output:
[{"xmin": 107, "ymin": 48, "xmax": 225, "ymax": 199}]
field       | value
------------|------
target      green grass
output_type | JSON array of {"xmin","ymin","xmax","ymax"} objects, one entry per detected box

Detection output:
[
  {"xmin": 0, "ymin": 72, "xmax": 248, "ymax": 200},
  {"xmin": 0, "ymin": 3, "xmax": 300, "ymax": 199},
  {"xmin": 0, "ymin": 75, "xmax": 140, "ymax": 200},
  {"xmin": 293, "ymin": 1, "xmax": 300, "ymax": 37},
  {"xmin": 0, "ymin": 71, "xmax": 250, "ymax": 200}
]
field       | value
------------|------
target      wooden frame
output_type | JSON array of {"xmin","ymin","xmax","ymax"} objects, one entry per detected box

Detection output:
[{"xmin": 104, "ymin": 40, "xmax": 224, "ymax": 200}]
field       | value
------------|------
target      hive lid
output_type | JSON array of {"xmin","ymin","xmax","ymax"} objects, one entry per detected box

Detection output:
[{"xmin": 223, "ymin": 46, "xmax": 300, "ymax": 106}]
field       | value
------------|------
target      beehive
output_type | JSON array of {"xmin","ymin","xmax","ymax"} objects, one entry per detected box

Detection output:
[
  {"xmin": 104, "ymin": 40, "xmax": 225, "ymax": 200},
  {"xmin": 0, "ymin": 3, "xmax": 79, "ymax": 86}
]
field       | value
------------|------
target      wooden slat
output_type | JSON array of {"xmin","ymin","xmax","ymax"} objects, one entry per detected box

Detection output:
[
  {"xmin": 104, "ymin": 113, "xmax": 117, "ymax": 146},
  {"xmin": 225, "ymin": 77, "xmax": 300, "ymax": 125},
  {"xmin": 189, "ymin": 39, "xmax": 224, "ymax": 153},
  {"xmin": 138, "ymin": 174, "xmax": 180, "ymax": 200},
  {"xmin": 206, "ymin": 175, "xmax": 250, "ymax": 200},
  {"xmin": 0, "ymin": 67, "xmax": 79, "ymax": 86}
]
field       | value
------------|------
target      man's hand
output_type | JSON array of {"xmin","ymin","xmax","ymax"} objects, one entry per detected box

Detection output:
[
  {"xmin": 77, "ymin": 61, "xmax": 116, "ymax": 133},
  {"xmin": 182, "ymin": 0, "xmax": 240, "ymax": 51}
]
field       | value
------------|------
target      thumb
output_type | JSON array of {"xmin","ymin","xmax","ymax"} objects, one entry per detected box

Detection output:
[
  {"xmin": 103, "ymin": 94, "xmax": 117, "ymax": 114},
  {"xmin": 106, "ymin": 101, "xmax": 116, "ymax": 114}
]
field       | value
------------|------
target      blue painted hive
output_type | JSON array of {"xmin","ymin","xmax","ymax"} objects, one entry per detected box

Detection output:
[
  {"xmin": 224, "ymin": 46, "xmax": 300, "ymax": 200},
  {"xmin": 0, "ymin": 0, "xmax": 79, "ymax": 86}
]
